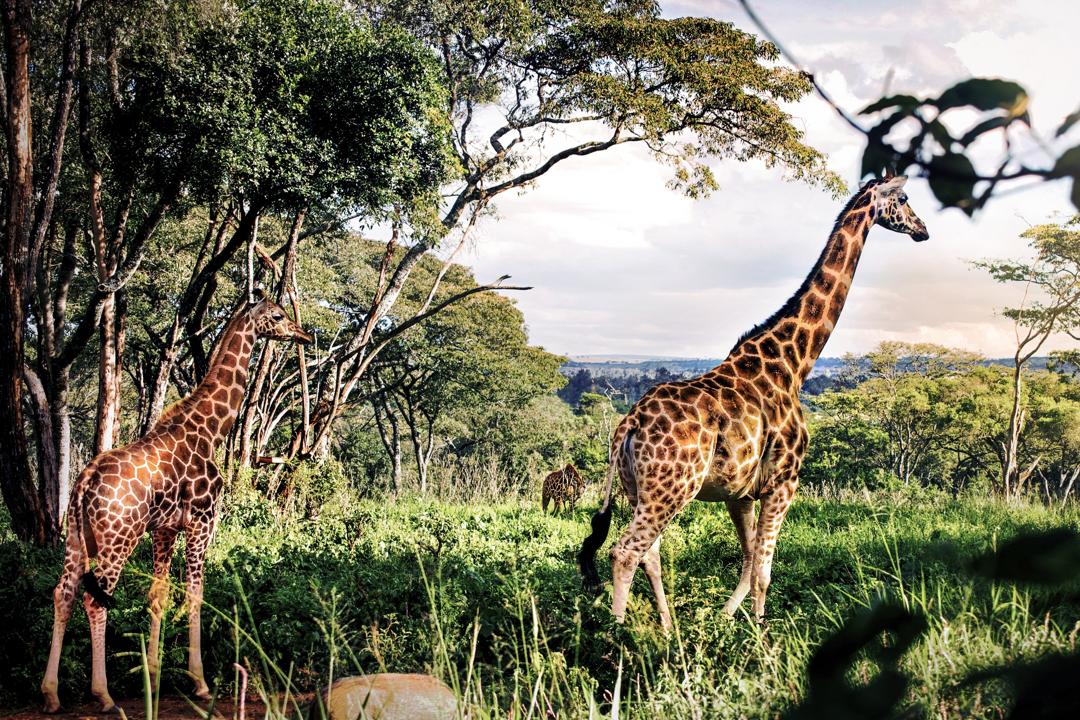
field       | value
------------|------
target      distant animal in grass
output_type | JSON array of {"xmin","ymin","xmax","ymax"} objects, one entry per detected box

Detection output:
[
  {"xmin": 542, "ymin": 463, "xmax": 587, "ymax": 513},
  {"xmin": 318, "ymin": 674, "xmax": 458, "ymax": 720}
]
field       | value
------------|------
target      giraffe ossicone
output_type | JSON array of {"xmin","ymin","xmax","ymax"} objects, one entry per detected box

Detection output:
[
  {"xmin": 41, "ymin": 291, "xmax": 313, "ymax": 714},
  {"xmin": 578, "ymin": 174, "xmax": 929, "ymax": 630}
]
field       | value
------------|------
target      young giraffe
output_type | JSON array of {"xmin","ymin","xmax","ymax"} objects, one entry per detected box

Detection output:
[
  {"xmin": 578, "ymin": 173, "xmax": 929, "ymax": 629},
  {"xmin": 41, "ymin": 289, "xmax": 313, "ymax": 713},
  {"xmin": 542, "ymin": 463, "xmax": 586, "ymax": 513}
]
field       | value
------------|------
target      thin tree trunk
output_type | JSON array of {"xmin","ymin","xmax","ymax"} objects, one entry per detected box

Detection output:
[{"xmin": 1003, "ymin": 362, "xmax": 1024, "ymax": 499}]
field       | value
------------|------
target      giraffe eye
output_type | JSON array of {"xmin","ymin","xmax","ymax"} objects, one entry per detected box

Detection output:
[
  {"xmin": 272, "ymin": 313, "xmax": 285, "ymax": 321},
  {"xmin": 899, "ymin": 194, "xmax": 908, "ymax": 204}
]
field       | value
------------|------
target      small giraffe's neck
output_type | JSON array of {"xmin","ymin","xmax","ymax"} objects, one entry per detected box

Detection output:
[
  {"xmin": 185, "ymin": 310, "xmax": 257, "ymax": 445},
  {"xmin": 732, "ymin": 188, "xmax": 875, "ymax": 385}
]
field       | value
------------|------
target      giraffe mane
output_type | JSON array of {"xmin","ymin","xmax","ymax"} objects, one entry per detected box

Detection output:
[
  {"xmin": 152, "ymin": 397, "xmax": 190, "ymax": 429},
  {"xmin": 730, "ymin": 180, "xmax": 880, "ymax": 351}
]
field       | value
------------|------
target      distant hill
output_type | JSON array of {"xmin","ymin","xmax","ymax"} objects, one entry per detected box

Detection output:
[{"xmin": 558, "ymin": 354, "xmax": 1054, "ymax": 408}]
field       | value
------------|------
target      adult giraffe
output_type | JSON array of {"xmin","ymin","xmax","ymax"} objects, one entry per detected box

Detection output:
[
  {"xmin": 41, "ymin": 290, "xmax": 313, "ymax": 713},
  {"xmin": 578, "ymin": 173, "xmax": 929, "ymax": 629}
]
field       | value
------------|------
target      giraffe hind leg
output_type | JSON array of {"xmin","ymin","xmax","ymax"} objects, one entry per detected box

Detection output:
[
  {"xmin": 611, "ymin": 499, "xmax": 680, "ymax": 625},
  {"xmin": 41, "ymin": 531, "xmax": 85, "ymax": 713}
]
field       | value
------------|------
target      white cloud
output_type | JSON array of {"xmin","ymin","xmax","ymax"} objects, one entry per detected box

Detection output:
[{"xmin": 463, "ymin": 0, "xmax": 1079, "ymax": 359}]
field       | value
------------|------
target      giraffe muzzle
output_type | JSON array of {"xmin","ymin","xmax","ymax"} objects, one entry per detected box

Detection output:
[{"xmin": 294, "ymin": 327, "xmax": 315, "ymax": 345}]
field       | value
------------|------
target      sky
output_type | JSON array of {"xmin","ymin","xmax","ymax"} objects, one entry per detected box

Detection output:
[{"xmin": 460, "ymin": 0, "xmax": 1080, "ymax": 360}]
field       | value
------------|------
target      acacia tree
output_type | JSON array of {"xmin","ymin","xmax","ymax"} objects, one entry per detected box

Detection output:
[
  {"xmin": 976, "ymin": 218, "xmax": 1080, "ymax": 498},
  {"xmin": 263, "ymin": 0, "xmax": 842, "ymax": 462}
]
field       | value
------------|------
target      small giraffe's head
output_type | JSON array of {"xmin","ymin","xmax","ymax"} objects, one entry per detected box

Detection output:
[
  {"xmin": 869, "ymin": 172, "xmax": 929, "ymax": 242},
  {"xmin": 249, "ymin": 289, "xmax": 314, "ymax": 345}
]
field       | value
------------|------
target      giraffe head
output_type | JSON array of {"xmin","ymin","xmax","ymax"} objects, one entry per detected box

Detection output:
[
  {"xmin": 869, "ymin": 172, "xmax": 929, "ymax": 242},
  {"xmin": 249, "ymin": 289, "xmax": 314, "ymax": 345}
]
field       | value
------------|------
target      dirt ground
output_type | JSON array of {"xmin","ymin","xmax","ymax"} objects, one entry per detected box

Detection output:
[{"xmin": 1, "ymin": 696, "xmax": 272, "ymax": 720}]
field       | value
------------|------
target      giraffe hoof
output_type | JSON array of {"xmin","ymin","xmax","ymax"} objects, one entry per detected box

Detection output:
[
  {"xmin": 41, "ymin": 699, "xmax": 62, "ymax": 714},
  {"xmin": 193, "ymin": 685, "xmax": 213, "ymax": 702},
  {"xmin": 97, "ymin": 700, "xmax": 119, "ymax": 714}
]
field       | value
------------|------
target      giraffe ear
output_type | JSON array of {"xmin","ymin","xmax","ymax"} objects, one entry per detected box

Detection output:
[
  {"xmin": 251, "ymin": 288, "xmax": 267, "ymax": 304},
  {"xmin": 880, "ymin": 175, "xmax": 908, "ymax": 194},
  {"xmin": 883, "ymin": 166, "xmax": 895, "ymax": 180}
]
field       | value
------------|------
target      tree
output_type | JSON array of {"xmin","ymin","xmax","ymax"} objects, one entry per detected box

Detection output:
[
  {"xmin": 0, "ymin": 0, "xmax": 103, "ymax": 544},
  {"xmin": 1027, "ymin": 372, "xmax": 1080, "ymax": 505},
  {"xmin": 975, "ymin": 218, "xmax": 1080, "ymax": 498},
  {"xmin": 266, "ymin": 0, "xmax": 843, "ymax": 462},
  {"xmin": 363, "ymin": 263, "xmax": 566, "ymax": 492}
]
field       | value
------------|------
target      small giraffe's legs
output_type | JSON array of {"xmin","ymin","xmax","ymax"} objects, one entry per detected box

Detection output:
[
  {"xmin": 750, "ymin": 478, "xmax": 798, "ymax": 621},
  {"xmin": 41, "ymin": 548, "xmax": 82, "ymax": 713},
  {"xmin": 640, "ymin": 536, "xmax": 672, "ymax": 631},
  {"xmin": 184, "ymin": 516, "xmax": 216, "ymax": 701},
  {"xmin": 722, "ymin": 497, "xmax": 756, "ymax": 616},
  {"xmin": 148, "ymin": 528, "xmax": 179, "ymax": 688}
]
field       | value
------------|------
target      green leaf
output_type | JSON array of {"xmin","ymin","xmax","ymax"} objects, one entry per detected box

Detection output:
[
  {"xmin": 1056, "ymin": 106, "xmax": 1080, "ymax": 138},
  {"xmin": 927, "ymin": 152, "xmax": 977, "ymax": 212},
  {"xmin": 859, "ymin": 113, "xmax": 909, "ymax": 179},
  {"xmin": 926, "ymin": 119, "xmax": 954, "ymax": 150},
  {"xmin": 934, "ymin": 78, "xmax": 1027, "ymax": 113},
  {"xmin": 860, "ymin": 142, "xmax": 893, "ymax": 181},
  {"xmin": 1050, "ymin": 145, "xmax": 1080, "ymax": 179},
  {"xmin": 959, "ymin": 116, "xmax": 1008, "ymax": 146},
  {"xmin": 859, "ymin": 94, "xmax": 921, "ymax": 115}
]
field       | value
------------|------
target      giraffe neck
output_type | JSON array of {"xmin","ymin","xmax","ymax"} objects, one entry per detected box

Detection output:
[
  {"xmin": 185, "ymin": 311, "xmax": 257, "ymax": 445},
  {"xmin": 731, "ymin": 190, "xmax": 874, "ymax": 386},
  {"xmin": 791, "ymin": 206, "xmax": 873, "ymax": 378}
]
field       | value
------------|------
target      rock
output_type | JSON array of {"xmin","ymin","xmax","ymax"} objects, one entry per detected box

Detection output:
[{"xmin": 321, "ymin": 674, "xmax": 458, "ymax": 720}]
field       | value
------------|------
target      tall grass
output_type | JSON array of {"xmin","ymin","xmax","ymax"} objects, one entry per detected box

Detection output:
[{"xmin": 2, "ymin": 484, "xmax": 1078, "ymax": 717}]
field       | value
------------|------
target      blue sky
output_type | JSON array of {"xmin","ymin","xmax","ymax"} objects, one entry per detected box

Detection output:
[{"xmin": 462, "ymin": 0, "xmax": 1080, "ymax": 359}]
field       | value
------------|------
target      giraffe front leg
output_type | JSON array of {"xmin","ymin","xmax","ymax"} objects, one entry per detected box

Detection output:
[
  {"xmin": 184, "ymin": 518, "xmax": 214, "ymax": 702},
  {"xmin": 722, "ymin": 497, "xmax": 756, "ymax": 616},
  {"xmin": 148, "ymin": 528, "xmax": 179, "ymax": 689},
  {"xmin": 750, "ymin": 478, "xmax": 798, "ymax": 622},
  {"xmin": 84, "ymin": 529, "xmax": 141, "ymax": 713}
]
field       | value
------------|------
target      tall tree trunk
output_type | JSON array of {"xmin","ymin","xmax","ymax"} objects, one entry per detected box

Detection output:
[{"xmin": 0, "ymin": 0, "xmax": 53, "ymax": 545}]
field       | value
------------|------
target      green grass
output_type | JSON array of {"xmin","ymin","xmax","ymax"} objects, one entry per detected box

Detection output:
[{"xmin": 2, "ymin": 484, "xmax": 1078, "ymax": 717}]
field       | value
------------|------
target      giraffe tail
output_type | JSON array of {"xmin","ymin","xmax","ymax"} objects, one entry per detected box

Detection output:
[
  {"xmin": 70, "ymin": 477, "xmax": 113, "ymax": 609},
  {"xmin": 577, "ymin": 429, "xmax": 634, "ymax": 590}
]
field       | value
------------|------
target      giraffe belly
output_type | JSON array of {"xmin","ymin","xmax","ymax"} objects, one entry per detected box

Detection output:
[
  {"xmin": 695, "ymin": 458, "xmax": 759, "ymax": 501},
  {"xmin": 693, "ymin": 412, "xmax": 765, "ymax": 501}
]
